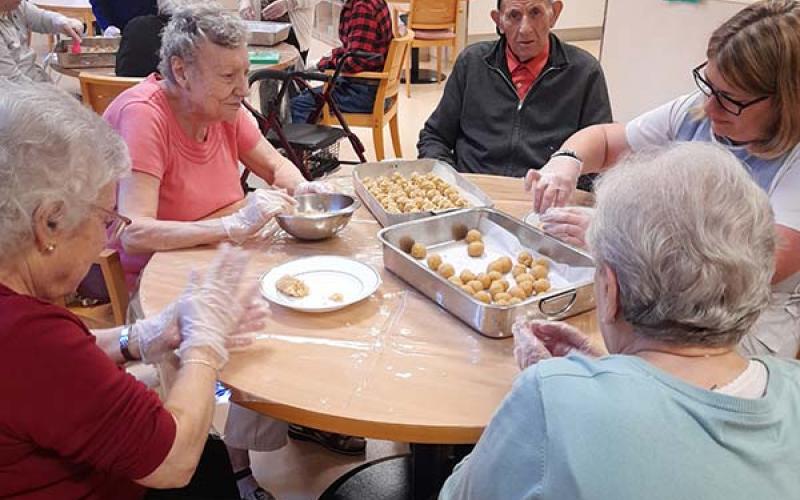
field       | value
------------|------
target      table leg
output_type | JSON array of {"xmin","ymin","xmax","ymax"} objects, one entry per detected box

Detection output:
[
  {"xmin": 401, "ymin": 48, "xmax": 446, "ymax": 85},
  {"xmin": 410, "ymin": 444, "xmax": 473, "ymax": 500}
]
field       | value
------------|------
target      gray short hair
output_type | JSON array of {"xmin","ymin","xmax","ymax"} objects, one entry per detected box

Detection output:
[
  {"xmin": 158, "ymin": 3, "xmax": 247, "ymax": 84},
  {"xmin": 587, "ymin": 142, "xmax": 775, "ymax": 347},
  {"xmin": 157, "ymin": 0, "xmax": 195, "ymax": 16},
  {"xmin": 0, "ymin": 81, "xmax": 131, "ymax": 258}
]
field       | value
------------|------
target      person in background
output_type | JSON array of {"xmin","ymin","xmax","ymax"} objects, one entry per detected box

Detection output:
[
  {"xmin": 89, "ymin": 0, "xmax": 157, "ymax": 34},
  {"xmin": 440, "ymin": 143, "xmax": 800, "ymax": 500},
  {"xmin": 115, "ymin": 0, "xmax": 191, "ymax": 77},
  {"xmin": 0, "ymin": 0, "xmax": 83, "ymax": 82},
  {"xmin": 527, "ymin": 0, "xmax": 800, "ymax": 358},
  {"xmin": 290, "ymin": 0, "xmax": 392, "ymax": 124},
  {"xmin": 238, "ymin": 0, "xmax": 319, "ymax": 63},
  {"xmin": 417, "ymin": 0, "xmax": 610, "ymax": 189},
  {"xmin": 0, "ymin": 80, "xmax": 267, "ymax": 500}
]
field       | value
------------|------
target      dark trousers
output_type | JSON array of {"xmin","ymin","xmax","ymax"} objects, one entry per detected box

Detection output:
[{"xmin": 290, "ymin": 80, "xmax": 378, "ymax": 124}]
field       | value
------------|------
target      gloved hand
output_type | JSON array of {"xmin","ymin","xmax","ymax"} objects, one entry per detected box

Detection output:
[
  {"xmin": 524, "ymin": 156, "xmax": 582, "ymax": 214},
  {"xmin": 176, "ymin": 244, "xmax": 256, "ymax": 369},
  {"xmin": 250, "ymin": 218, "xmax": 281, "ymax": 242},
  {"xmin": 540, "ymin": 206, "xmax": 594, "ymax": 249},
  {"xmin": 102, "ymin": 25, "xmax": 121, "ymax": 37},
  {"xmin": 238, "ymin": 0, "xmax": 257, "ymax": 19},
  {"xmin": 261, "ymin": 0, "xmax": 288, "ymax": 20},
  {"xmin": 511, "ymin": 319, "xmax": 604, "ymax": 370},
  {"xmin": 294, "ymin": 180, "xmax": 335, "ymax": 195},
  {"xmin": 221, "ymin": 189, "xmax": 296, "ymax": 244},
  {"xmin": 131, "ymin": 277, "xmax": 268, "ymax": 364},
  {"xmin": 55, "ymin": 17, "xmax": 83, "ymax": 40}
]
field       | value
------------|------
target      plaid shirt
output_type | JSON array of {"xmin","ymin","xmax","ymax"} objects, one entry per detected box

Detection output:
[{"xmin": 318, "ymin": 0, "xmax": 393, "ymax": 74}]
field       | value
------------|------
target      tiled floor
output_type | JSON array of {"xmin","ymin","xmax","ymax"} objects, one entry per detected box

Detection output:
[{"xmin": 40, "ymin": 32, "xmax": 600, "ymax": 500}]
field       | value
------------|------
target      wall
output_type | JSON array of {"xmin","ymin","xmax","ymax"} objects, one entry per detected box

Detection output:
[{"xmin": 600, "ymin": 0, "xmax": 757, "ymax": 121}]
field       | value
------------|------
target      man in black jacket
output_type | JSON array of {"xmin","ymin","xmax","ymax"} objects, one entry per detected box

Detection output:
[{"xmin": 417, "ymin": 0, "xmax": 611, "ymax": 183}]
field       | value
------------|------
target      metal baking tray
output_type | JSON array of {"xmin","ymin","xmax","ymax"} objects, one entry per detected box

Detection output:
[
  {"xmin": 55, "ymin": 37, "xmax": 119, "ymax": 69},
  {"xmin": 244, "ymin": 21, "xmax": 292, "ymax": 46},
  {"xmin": 378, "ymin": 208, "xmax": 595, "ymax": 338},
  {"xmin": 353, "ymin": 159, "xmax": 494, "ymax": 227}
]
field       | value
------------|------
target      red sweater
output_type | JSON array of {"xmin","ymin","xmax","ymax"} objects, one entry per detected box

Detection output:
[{"xmin": 0, "ymin": 284, "xmax": 176, "ymax": 499}]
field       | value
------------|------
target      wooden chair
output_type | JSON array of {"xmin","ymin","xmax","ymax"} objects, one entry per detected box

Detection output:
[
  {"xmin": 403, "ymin": 0, "xmax": 459, "ymax": 97},
  {"xmin": 68, "ymin": 249, "xmax": 130, "ymax": 329},
  {"xmin": 319, "ymin": 32, "xmax": 413, "ymax": 161},
  {"xmin": 79, "ymin": 73, "xmax": 143, "ymax": 114}
]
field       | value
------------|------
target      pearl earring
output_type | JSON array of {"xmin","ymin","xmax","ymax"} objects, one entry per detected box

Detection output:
[{"xmin": 45, "ymin": 243, "xmax": 56, "ymax": 253}]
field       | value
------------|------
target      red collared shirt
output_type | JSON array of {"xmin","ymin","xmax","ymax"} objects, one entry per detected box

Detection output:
[{"xmin": 505, "ymin": 38, "xmax": 550, "ymax": 100}]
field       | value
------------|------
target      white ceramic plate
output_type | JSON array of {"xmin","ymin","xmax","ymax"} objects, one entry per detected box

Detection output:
[{"xmin": 259, "ymin": 256, "xmax": 381, "ymax": 313}]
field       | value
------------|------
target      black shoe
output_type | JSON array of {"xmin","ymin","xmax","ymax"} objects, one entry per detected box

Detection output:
[{"xmin": 287, "ymin": 424, "xmax": 366, "ymax": 456}]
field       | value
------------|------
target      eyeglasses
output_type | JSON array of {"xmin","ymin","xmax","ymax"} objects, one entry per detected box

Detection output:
[
  {"xmin": 91, "ymin": 205, "xmax": 132, "ymax": 243},
  {"xmin": 692, "ymin": 62, "xmax": 770, "ymax": 116}
]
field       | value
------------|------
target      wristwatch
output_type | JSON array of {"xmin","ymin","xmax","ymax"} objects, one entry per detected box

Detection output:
[
  {"xmin": 119, "ymin": 326, "xmax": 136, "ymax": 362},
  {"xmin": 550, "ymin": 149, "xmax": 583, "ymax": 164}
]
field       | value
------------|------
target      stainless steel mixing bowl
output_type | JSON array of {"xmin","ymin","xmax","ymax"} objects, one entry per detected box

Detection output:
[{"xmin": 276, "ymin": 193, "xmax": 361, "ymax": 240}]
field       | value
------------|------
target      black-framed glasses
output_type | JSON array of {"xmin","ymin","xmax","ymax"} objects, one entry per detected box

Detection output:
[
  {"xmin": 692, "ymin": 62, "xmax": 770, "ymax": 116},
  {"xmin": 92, "ymin": 205, "xmax": 132, "ymax": 243}
]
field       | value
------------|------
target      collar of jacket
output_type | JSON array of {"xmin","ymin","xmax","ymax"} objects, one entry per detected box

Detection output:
[{"xmin": 483, "ymin": 33, "xmax": 569, "ymax": 78}]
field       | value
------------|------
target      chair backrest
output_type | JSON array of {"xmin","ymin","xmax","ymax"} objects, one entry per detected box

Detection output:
[
  {"xmin": 408, "ymin": 0, "xmax": 458, "ymax": 30},
  {"xmin": 376, "ymin": 32, "xmax": 413, "ymax": 108},
  {"xmin": 79, "ymin": 73, "xmax": 143, "ymax": 114}
]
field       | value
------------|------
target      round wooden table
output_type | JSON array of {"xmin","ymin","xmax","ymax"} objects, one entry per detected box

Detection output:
[
  {"xmin": 139, "ymin": 171, "xmax": 600, "ymax": 446},
  {"xmin": 49, "ymin": 42, "xmax": 302, "ymax": 78}
]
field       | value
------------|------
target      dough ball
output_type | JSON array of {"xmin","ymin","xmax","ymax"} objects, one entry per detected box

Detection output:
[
  {"xmin": 498, "ymin": 256, "xmax": 513, "ymax": 274},
  {"xmin": 494, "ymin": 298, "xmax": 510, "ymax": 306},
  {"xmin": 460, "ymin": 284, "xmax": 476, "ymax": 295},
  {"xmin": 533, "ymin": 278, "xmax": 551, "ymax": 294},
  {"xmin": 468, "ymin": 241, "xmax": 485, "ymax": 257},
  {"xmin": 509, "ymin": 297, "xmax": 522, "ymax": 305},
  {"xmin": 467, "ymin": 279, "xmax": 485, "ymax": 292},
  {"xmin": 535, "ymin": 257, "xmax": 550, "ymax": 269},
  {"xmin": 487, "ymin": 260, "xmax": 505, "ymax": 274},
  {"xmin": 465, "ymin": 229, "xmax": 482, "ymax": 243},
  {"xmin": 477, "ymin": 272, "xmax": 492, "ymax": 289},
  {"xmin": 518, "ymin": 251, "xmax": 533, "ymax": 267},
  {"xmin": 508, "ymin": 286, "xmax": 526, "ymax": 299},
  {"xmin": 520, "ymin": 280, "xmax": 535, "ymax": 296},
  {"xmin": 410, "ymin": 242, "xmax": 427, "ymax": 259},
  {"xmin": 487, "ymin": 270, "xmax": 503, "ymax": 282},
  {"xmin": 427, "ymin": 254, "xmax": 442, "ymax": 271},
  {"xmin": 474, "ymin": 291, "xmax": 492, "ymax": 304},
  {"xmin": 460, "ymin": 270, "xmax": 476, "ymax": 283},
  {"xmin": 438, "ymin": 263, "xmax": 455, "ymax": 279},
  {"xmin": 496, "ymin": 279, "xmax": 510, "ymax": 292},
  {"xmin": 531, "ymin": 265, "xmax": 548, "ymax": 280},
  {"xmin": 494, "ymin": 292, "xmax": 512, "ymax": 302},
  {"xmin": 448, "ymin": 275, "xmax": 463, "ymax": 286},
  {"xmin": 515, "ymin": 272, "xmax": 534, "ymax": 283},
  {"xmin": 488, "ymin": 281, "xmax": 505, "ymax": 297},
  {"xmin": 511, "ymin": 264, "xmax": 528, "ymax": 278}
]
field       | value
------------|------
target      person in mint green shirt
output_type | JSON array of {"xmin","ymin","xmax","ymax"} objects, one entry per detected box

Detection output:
[{"xmin": 440, "ymin": 142, "xmax": 800, "ymax": 500}]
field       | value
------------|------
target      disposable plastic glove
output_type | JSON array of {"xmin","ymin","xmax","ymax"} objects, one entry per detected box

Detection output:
[
  {"xmin": 524, "ymin": 156, "xmax": 582, "ymax": 214},
  {"xmin": 239, "ymin": 0, "xmax": 257, "ymax": 19},
  {"xmin": 55, "ymin": 17, "xmax": 83, "ymax": 40},
  {"xmin": 539, "ymin": 206, "xmax": 594, "ymax": 249},
  {"xmin": 261, "ymin": 0, "xmax": 288, "ymax": 20},
  {"xmin": 176, "ymin": 244, "xmax": 255, "ymax": 368},
  {"xmin": 132, "ymin": 277, "xmax": 268, "ymax": 364},
  {"xmin": 511, "ymin": 318, "xmax": 604, "ymax": 370},
  {"xmin": 221, "ymin": 189, "xmax": 296, "ymax": 244},
  {"xmin": 102, "ymin": 25, "xmax": 121, "ymax": 37},
  {"xmin": 294, "ymin": 180, "xmax": 336, "ymax": 195}
]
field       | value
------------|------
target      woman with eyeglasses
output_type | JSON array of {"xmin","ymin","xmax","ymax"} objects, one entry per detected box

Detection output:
[
  {"xmin": 0, "ymin": 80, "xmax": 268, "ymax": 499},
  {"xmin": 524, "ymin": 0, "xmax": 800, "ymax": 358}
]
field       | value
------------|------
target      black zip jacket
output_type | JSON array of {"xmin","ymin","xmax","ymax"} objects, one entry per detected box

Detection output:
[{"xmin": 417, "ymin": 35, "xmax": 612, "ymax": 178}]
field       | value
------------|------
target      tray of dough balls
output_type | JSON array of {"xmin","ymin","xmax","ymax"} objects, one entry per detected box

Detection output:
[
  {"xmin": 353, "ymin": 159, "xmax": 494, "ymax": 227},
  {"xmin": 377, "ymin": 208, "xmax": 595, "ymax": 338}
]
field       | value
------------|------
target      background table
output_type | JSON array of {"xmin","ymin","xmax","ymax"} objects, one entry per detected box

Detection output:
[
  {"xmin": 139, "ymin": 171, "xmax": 600, "ymax": 445},
  {"xmin": 49, "ymin": 42, "xmax": 301, "ymax": 78}
]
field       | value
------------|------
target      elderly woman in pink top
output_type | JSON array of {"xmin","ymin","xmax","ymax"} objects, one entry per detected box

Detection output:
[{"xmin": 104, "ymin": 3, "xmax": 327, "ymax": 288}]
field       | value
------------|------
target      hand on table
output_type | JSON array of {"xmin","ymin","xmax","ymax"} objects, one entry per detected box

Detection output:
[
  {"xmin": 262, "ymin": 0, "xmax": 289, "ymax": 20},
  {"xmin": 524, "ymin": 156, "xmax": 582, "ymax": 214},
  {"xmin": 540, "ymin": 206, "xmax": 594, "ymax": 249},
  {"xmin": 511, "ymin": 319, "xmax": 604, "ymax": 370},
  {"xmin": 221, "ymin": 189, "xmax": 297, "ymax": 244}
]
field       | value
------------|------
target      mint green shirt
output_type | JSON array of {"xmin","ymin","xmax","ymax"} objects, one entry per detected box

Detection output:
[{"xmin": 440, "ymin": 355, "xmax": 800, "ymax": 500}]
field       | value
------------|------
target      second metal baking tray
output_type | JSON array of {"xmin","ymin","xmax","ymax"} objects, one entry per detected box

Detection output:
[
  {"xmin": 244, "ymin": 21, "xmax": 292, "ymax": 46},
  {"xmin": 378, "ymin": 208, "xmax": 595, "ymax": 338},
  {"xmin": 353, "ymin": 159, "xmax": 494, "ymax": 227}
]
